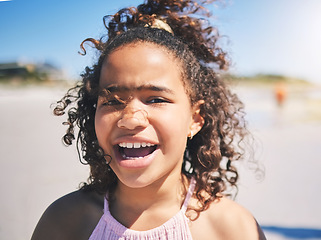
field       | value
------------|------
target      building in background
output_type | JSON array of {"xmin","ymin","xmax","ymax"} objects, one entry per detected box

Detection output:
[{"xmin": 0, "ymin": 61, "xmax": 64, "ymax": 82}]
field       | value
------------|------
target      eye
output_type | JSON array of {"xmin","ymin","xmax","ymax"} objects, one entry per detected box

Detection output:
[
  {"xmin": 147, "ymin": 97, "xmax": 169, "ymax": 104},
  {"xmin": 102, "ymin": 98, "xmax": 123, "ymax": 106}
]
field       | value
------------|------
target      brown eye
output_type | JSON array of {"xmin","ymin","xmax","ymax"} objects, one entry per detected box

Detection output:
[
  {"xmin": 102, "ymin": 98, "xmax": 123, "ymax": 106},
  {"xmin": 147, "ymin": 97, "xmax": 168, "ymax": 104}
]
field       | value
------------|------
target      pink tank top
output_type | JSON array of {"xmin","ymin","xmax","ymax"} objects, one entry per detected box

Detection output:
[{"xmin": 89, "ymin": 179, "xmax": 196, "ymax": 240}]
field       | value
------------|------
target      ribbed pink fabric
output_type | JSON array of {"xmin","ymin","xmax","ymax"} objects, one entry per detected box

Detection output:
[{"xmin": 89, "ymin": 179, "xmax": 196, "ymax": 240}]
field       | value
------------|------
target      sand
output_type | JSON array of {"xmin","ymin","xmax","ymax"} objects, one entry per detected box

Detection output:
[{"xmin": 0, "ymin": 83, "xmax": 320, "ymax": 239}]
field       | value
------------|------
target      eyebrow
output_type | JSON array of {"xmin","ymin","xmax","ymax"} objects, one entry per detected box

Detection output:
[{"xmin": 102, "ymin": 84, "xmax": 175, "ymax": 95}]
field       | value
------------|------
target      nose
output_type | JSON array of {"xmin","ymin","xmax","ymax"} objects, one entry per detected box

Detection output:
[{"xmin": 117, "ymin": 107, "xmax": 149, "ymax": 130}]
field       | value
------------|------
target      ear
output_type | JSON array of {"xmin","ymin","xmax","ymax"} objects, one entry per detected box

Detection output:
[{"xmin": 188, "ymin": 100, "xmax": 205, "ymax": 139}]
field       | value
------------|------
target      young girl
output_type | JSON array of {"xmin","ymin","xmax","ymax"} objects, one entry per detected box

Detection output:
[{"xmin": 32, "ymin": 0, "xmax": 266, "ymax": 239}]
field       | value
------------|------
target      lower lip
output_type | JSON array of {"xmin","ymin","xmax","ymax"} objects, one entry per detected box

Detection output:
[{"xmin": 114, "ymin": 147, "xmax": 159, "ymax": 169}]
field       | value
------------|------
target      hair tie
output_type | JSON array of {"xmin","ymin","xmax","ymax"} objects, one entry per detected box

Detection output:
[{"xmin": 145, "ymin": 18, "xmax": 173, "ymax": 34}]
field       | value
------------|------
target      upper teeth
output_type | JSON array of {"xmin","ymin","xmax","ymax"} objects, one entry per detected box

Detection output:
[{"xmin": 118, "ymin": 142, "xmax": 155, "ymax": 148}]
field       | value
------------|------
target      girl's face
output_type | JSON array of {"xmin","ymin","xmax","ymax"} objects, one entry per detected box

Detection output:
[{"xmin": 95, "ymin": 42, "xmax": 203, "ymax": 189}]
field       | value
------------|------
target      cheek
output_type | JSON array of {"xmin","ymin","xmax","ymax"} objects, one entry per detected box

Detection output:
[
  {"xmin": 94, "ymin": 111, "xmax": 114, "ymax": 148},
  {"xmin": 94, "ymin": 113, "xmax": 103, "ymax": 145},
  {"xmin": 154, "ymin": 110, "xmax": 190, "ymax": 152}
]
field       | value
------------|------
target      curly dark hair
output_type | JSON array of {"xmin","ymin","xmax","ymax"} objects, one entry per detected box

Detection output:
[{"xmin": 54, "ymin": 0, "xmax": 250, "ymax": 218}]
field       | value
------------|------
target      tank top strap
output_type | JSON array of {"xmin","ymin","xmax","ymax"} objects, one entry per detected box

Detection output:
[
  {"xmin": 181, "ymin": 177, "xmax": 196, "ymax": 213},
  {"xmin": 103, "ymin": 196, "xmax": 109, "ymax": 214}
]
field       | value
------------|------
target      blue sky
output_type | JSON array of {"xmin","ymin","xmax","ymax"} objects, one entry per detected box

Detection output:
[{"xmin": 1, "ymin": 0, "xmax": 321, "ymax": 83}]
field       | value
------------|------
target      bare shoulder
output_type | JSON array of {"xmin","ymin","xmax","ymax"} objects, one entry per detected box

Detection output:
[
  {"xmin": 190, "ymin": 197, "xmax": 266, "ymax": 240},
  {"xmin": 31, "ymin": 189, "xmax": 104, "ymax": 240}
]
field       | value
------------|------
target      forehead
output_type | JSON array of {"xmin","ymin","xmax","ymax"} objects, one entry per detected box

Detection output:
[
  {"xmin": 99, "ymin": 42, "xmax": 184, "ymax": 88},
  {"xmin": 108, "ymin": 41, "xmax": 177, "ymax": 61}
]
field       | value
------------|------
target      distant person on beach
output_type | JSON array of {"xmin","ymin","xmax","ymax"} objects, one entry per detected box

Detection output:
[
  {"xmin": 274, "ymin": 82, "xmax": 287, "ymax": 107},
  {"xmin": 31, "ymin": 0, "xmax": 266, "ymax": 239}
]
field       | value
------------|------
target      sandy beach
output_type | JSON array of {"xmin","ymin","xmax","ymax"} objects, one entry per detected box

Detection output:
[{"xmin": 0, "ymin": 83, "xmax": 320, "ymax": 239}]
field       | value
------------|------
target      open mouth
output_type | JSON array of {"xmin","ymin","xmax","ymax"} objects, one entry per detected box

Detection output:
[{"xmin": 115, "ymin": 142, "xmax": 158, "ymax": 159}]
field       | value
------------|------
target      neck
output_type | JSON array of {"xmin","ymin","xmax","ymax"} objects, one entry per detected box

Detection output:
[
  {"xmin": 117, "ymin": 173, "xmax": 186, "ymax": 209},
  {"xmin": 109, "ymin": 173, "xmax": 189, "ymax": 229}
]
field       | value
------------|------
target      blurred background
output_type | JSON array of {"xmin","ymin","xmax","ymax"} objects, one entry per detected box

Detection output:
[{"xmin": 1, "ymin": 0, "xmax": 320, "ymax": 239}]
